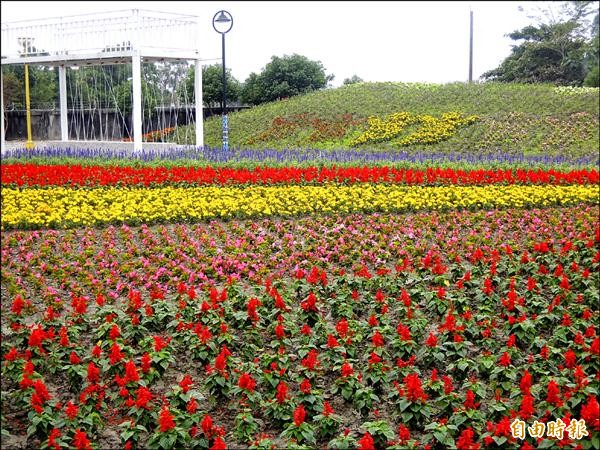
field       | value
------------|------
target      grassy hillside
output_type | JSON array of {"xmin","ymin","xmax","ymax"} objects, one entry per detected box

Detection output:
[{"xmin": 174, "ymin": 82, "xmax": 599, "ymax": 157}]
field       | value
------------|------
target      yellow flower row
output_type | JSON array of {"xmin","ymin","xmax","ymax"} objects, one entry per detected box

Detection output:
[
  {"xmin": 1, "ymin": 184, "xmax": 598, "ymax": 229},
  {"xmin": 350, "ymin": 111, "xmax": 479, "ymax": 147}
]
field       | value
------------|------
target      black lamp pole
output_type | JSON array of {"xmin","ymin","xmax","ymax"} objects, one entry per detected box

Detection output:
[
  {"xmin": 221, "ymin": 32, "xmax": 226, "ymax": 117},
  {"xmin": 213, "ymin": 10, "xmax": 233, "ymax": 151}
]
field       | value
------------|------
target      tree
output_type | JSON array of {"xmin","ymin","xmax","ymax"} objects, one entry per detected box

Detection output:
[
  {"xmin": 343, "ymin": 75, "xmax": 364, "ymax": 85},
  {"xmin": 482, "ymin": 1, "xmax": 599, "ymax": 85},
  {"xmin": 179, "ymin": 64, "xmax": 241, "ymax": 114},
  {"xmin": 240, "ymin": 54, "xmax": 334, "ymax": 105},
  {"xmin": 2, "ymin": 65, "xmax": 57, "ymax": 109}
]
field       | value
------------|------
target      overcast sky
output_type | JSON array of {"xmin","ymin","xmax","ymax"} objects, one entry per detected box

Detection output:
[{"xmin": 1, "ymin": 1, "xmax": 541, "ymax": 86}]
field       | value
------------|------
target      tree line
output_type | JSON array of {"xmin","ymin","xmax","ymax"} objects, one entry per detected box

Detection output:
[{"xmin": 1, "ymin": 54, "xmax": 338, "ymax": 113}]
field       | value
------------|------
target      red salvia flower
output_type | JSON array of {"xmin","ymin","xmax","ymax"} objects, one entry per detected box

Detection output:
[
  {"xmin": 47, "ymin": 428, "xmax": 61, "ymax": 450},
  {"xmin": 210, "ymin": 437, "xmax": 227, "ymax": 450},
  {"xmin": 293, "ymin": 404, "xmax": 306, "ymax": 426},
  {"xmin": 442, "ymin": 375, "xmax": 454, "ymax": 394},
  {"xmin": 519, "ymin": 370, "xmax": 532, "ymax": 395},
  {"xmin": 590, "ymin": 337, "xmax": 600, "ymax": 356},
  {"xmin": 368, "ymin": 314, "xmax": 379, "ymax": 327},
  {"xmin": 238, "ymin": 373, "xmax": 256, "ymax": 392},
  {"xmin": 141, "ymin": 352, "xmax": 152, "ymax": 373},
  {"xmin": 179, "ymin": 374, "xmax": 193, "ymax": 393},
  {"xmin": 58, "ymin": 327, "xmax": 69, "ymax": 347},
  {"xmin": 494, "ymin": 416, "xmax": 512, "ymax": 437},
  {"xmin": 341, "ymin": 361, "xmax": 354, "ymax": 377},
  {"xmin": 5, "ymin": 347, "xmax": 19, "ymax": 361},
  {"xmin": 135, "ymin": 386, "xmax": 153, "ymax": 409},
  {"xmin": 91, "ymin": 345, "xmax": 102, "ymax": 358},
  {"xmin": 327, "ymin": 334, "xmax": 340, "ymax": 348},
  {"xmin": 336, "ymin": 319, "xmax": 349, "ymax": 338},
  {"xmin": 72, "ymin": 429, "xmax": 92, "ymax": 450},
  {"xmin": 69, "ymin": 351, "xmax": 82, "ymax": 365},
  {"xmin": 187, "ymin": 398, "xmax": 198, "ymax": 414},
  {"xmin": 301, "ymin": 349, "xmax": 319, "ymax": 371},
  {"xmin": 158, "ymin": 405, "xmax": 176, "ymax": 432},
  {"xmin": 275, "ymin": 323, "xmax": 285, "ymax": 339},
  {"xmin": 368, "ymin": 352, "xmax": 382, "ymax": 365},
  {"xmin": 498, "ymin": 352, "xmax": 511, "ymax": 367},
  {"xmin": 323, "ymin": 401, "xmax": 334, "ymax": 416},
  {"xmin": 564, "ymin": 349, "xmax": 577, "ymax": 369},
  {"xmin": 28, "ymin": 325, "xmax": 47, "ymax": 350},
  {"xmin": 371, "ymin": 330, "xmax": 384, "ymax": 347},
  {"xmin": 425, "ymin": 332, "xmax": 438, "ymax": 347},
  {"xmin": 430, "ymin": 368, "xmax": 438, "ymax": 382},
  {"xmin": 580, "ymin": 395, "xmax": 600, "ymax": 430},
  {"xmin": 301, "ymin": 292, "xmax": 318, "ymax": 312},
  {"xmin": 87, "ymin": 362, "xmax": 100, "ymax": 383},
  {"xmin": 65, "ymin": 401, "xmax": 78, "ymax": 420},
  {"xmin": 11, "ymin": 295, "xmax": 25, "ymax": 315},
  {"xmin": 275, "ymin": 381, "xmax": 288, "ymax": 404},
  {"xmin": 300, "ymin": 378, "xmax": 311, "ymax": 394},
  {"xmin": 546, "ymin": 380, "xmax": 562, "ymax": 407},
  {"xmin": 214, "ymin": 353, "xmax": 227, "ymax": 373},
  {"xmin": 109, "ymin": 342, "xmax": 124, "ymax": 365},
  {"xmin": 124, "ymin": 360, "xmax": 140, "ymax": 383},
  {"xmin": 398, "ymin": 424, "xmax": 411, "ymax": 444},
  {"xmin": 357, "ymin": 431, "xmax": 375, "ymax": 450},
  {"xmin": 201, "ymin": 414, "xmax": 213, "ymax": 435},
  {"xmin": 464, "ymin": 389, "xmax": 479, "ymax": 409},
  {"xmin": 153, "ymin": 335, "xmax": 169, "ymax": 352},
  {"xmin": 456, "ymin": 427, "xmax": 480, "ymax": 450},
  {"xmin": 397, "ymin": 324, "xmax": 412, "ymax": 341},
  {"xmin": 109, "ymin": 324, "xmax": 121, "ymax": 340},
  {"xmin": 404, "ymin": 373, "xmax": 427, "ymax": 402},
  {"xmin": 519, "ymin": 394, "xmax": 535, "ymax": 420}
]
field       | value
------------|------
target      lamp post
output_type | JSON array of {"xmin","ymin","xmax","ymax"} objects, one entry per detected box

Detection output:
[{"xmin": 212, "ymin": 10, "xmax": 233, "ymax": 151}]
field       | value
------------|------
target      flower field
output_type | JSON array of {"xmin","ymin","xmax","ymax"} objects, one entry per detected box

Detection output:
[{"xmin": 1, "ymin": 81, "xmax": 600, "ymax": 450}]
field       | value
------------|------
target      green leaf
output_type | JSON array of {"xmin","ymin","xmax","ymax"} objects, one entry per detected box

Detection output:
[
  {"xmin": 301, "ymin": 428, "xmax": 315, "ymax": 444},
  {"xmin": 493, "ymin": 436, "xmax": 507, "ymax": 445},
  {"xmin": 401, "ymin": 412, "xmax": 413, "ymax": 422},
  {"xmin": 433, "ymin": 430, "xmax": 448, "ymax": 443},
  {"xmin": 592, "ymin": 433, "xmax": 599, "ymax": 450}
]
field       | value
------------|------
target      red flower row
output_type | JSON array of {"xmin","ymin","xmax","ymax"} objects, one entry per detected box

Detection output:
[{"xmin": 2, "ymin": 163, "xmax": 598, "ymax": 187}]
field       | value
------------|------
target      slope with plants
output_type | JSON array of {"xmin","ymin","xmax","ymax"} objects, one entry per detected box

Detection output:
[{"xmin": 173, "ymin": 82, "xmax": 599, "ymax": 157}]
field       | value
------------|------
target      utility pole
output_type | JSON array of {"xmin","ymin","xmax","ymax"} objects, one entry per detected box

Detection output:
[{"xmin": 469, "ymin": 9, "xmax": 474, "ymax": 83}]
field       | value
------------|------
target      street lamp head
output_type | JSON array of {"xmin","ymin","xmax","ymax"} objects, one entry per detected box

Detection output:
[
  {"xmin": 212, "ymin": 10, "xmax": 233, "ymax": 34},
  {"xmin": 215, "ymin": 11, "xmax": 230, "ymax": 23}
]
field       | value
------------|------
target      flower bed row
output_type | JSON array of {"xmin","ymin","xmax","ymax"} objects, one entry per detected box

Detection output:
[
  {"xmin": 1, "ymin": 208, "xmax": 598, "ymax": 449},
  {"xmin": 2, "ymin": 163, "xmax": 599, "ymax": 187},
  {"xmin": 2, "ymin": 184, "xmax": 598, "ymax": 229},
  {"xmin": 3, "ymin": 147, "xmax": 598, "ymax": 167}
]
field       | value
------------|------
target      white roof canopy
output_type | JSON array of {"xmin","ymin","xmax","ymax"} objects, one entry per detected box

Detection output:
[{"xmin": 1, "ymin": 9, "xmax": 200, "ymax": 66}]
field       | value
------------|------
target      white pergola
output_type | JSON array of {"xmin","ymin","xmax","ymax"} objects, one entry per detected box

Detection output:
[{"xmin": 1, "ymin": 9, "xmax": 204, "ymax": 152}]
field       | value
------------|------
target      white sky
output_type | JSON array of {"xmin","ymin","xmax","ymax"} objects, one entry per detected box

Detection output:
[{"xmin": 1, "ymin": 1, "xmax": 542, "ymax": 87}]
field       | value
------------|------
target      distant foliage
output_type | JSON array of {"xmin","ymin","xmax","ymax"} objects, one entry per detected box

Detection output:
[
  {"xmin": 343, "ymin": 75, "xmax": 364, "ymax": 85},
  {"xmin": 482, "ymin": 1, "xmax": 599, "ymax": 86},
  {"xmin": 179, "ymin": 64, "xmax": 241, "ymax": 112},
  {"xmin": 241, "ymin": 54, "xmax": 334, "ymax": 105}
]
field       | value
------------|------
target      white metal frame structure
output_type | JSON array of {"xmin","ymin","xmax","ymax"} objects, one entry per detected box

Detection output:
[{"xmin": 1, "ymin": 9, "xmax": 204, "ymax": 152}]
